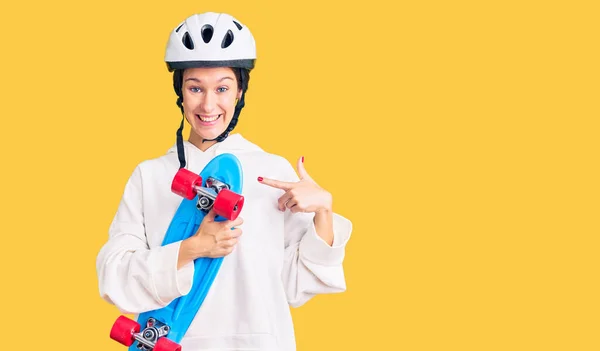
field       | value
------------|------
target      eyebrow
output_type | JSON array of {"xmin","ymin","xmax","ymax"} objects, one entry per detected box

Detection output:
[{"xmin": 184, "ymin": 77, "xmax": 234, "ymax": 83}]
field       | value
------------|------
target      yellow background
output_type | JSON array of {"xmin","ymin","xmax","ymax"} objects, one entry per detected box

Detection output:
[{"xmin": 0, "ymin": 0, "xmax": 598, "ymax": 350}]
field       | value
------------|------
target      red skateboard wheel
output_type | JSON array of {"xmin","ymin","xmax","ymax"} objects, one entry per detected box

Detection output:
[
  {"xmin": 154, "ymin": 337, "xmax": 182, "ymax": 351},
  {"xmin": 110, "ymin": 315, "xmax": 140, "ymax": 346},
  {"xmin": 213, "ymin": 189, "xmax": 244, "ymax": 220},
  {"xmin": 171, "ymin": 168, "xmax": 203, "ymax": 200}
]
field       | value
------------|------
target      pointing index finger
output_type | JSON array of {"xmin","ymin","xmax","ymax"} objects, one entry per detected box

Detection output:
[{"xmin": 258, "ymin": 177, "xmax": 294, "ymax": 190}]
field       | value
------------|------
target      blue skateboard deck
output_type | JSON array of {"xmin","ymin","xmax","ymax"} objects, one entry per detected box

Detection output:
[{"xmin": 129, "ymin": 153, "xmax": 243, "ymax": 349}]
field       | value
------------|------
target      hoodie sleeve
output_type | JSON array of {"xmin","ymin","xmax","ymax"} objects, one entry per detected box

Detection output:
[
  {"xmin": 96, "ymin": 164, "xmax": 194, "ymax": 314},
  {"xmin": 279, "ymin": 160, "xmax": 353, "ymax": 308}
]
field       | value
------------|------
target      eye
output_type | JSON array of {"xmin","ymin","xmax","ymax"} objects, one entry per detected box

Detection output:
[
  {"xmin": 190, "ymin": 87, "xmax": 201, "ymax": 93},
  {"xmin": 217, "ymin": 86, "xmax": 229, "ymax": 93}
]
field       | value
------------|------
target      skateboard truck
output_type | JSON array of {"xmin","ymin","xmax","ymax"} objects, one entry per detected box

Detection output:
[
  {"xmin": 194, "ymin": 177, "xmax": 230, "ymax": 211},
  {"xmin": 133, "ymin": 318, "xmax": 171, "ymax": 350},
  {"xmin": 171, "ymin": 168, "xmax": 244, "ymax": 221},
  {"xmin": 110, "ymin": 315, "xmax": 181, "ymax": 351}
]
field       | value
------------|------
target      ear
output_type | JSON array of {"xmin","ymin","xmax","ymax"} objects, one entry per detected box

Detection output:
[{"xmin": 237, "ymin": 90, "xmax": 243, "ymax": 100}]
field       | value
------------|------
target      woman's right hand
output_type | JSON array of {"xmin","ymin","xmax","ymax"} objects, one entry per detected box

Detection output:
[{"xmin": 178, "ymin": 208, "xmax": 243, "ymax": 268}]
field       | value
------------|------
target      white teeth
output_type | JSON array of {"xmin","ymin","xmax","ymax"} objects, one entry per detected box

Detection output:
[{"xmin": 198, "ymin": 114, "xmax": 220, "ymax": 122}]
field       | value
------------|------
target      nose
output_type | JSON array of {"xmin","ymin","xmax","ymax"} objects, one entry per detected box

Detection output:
[{"xmin": 200, "ymin": 91, "xmax": 216, "ymax": 113}]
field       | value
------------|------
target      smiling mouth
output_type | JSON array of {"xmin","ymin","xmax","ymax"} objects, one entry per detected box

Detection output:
[{"xmin": 196, "ymin": 114, "xmax": 221, "ymax": 122}]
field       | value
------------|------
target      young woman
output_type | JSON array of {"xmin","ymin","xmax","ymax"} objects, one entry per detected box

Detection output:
[{"xmin": 96, "ymin": 12, "xmax": 352, "ymax": 351}]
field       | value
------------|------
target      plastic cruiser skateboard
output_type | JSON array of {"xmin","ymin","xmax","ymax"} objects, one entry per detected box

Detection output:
[{"xmin": 109, "ymin": 154, "xmax": 244, "ymax": 351}]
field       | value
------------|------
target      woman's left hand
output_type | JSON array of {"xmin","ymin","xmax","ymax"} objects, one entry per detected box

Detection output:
[{"xmin": 259, "ymin": 157, "xmax": 332, "ymax": 214}]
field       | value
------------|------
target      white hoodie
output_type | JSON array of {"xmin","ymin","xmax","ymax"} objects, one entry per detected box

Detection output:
[{"xmin": 96, "ymin": 133, "xmax": 353, "ymax": 351}]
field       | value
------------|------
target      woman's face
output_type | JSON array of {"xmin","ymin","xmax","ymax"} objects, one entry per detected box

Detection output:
[{"xmin": 182, "ymin": 67, "xmax": 241, "ymax": 142}]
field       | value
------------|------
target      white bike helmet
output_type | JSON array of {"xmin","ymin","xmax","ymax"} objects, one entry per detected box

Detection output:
[{"xmin": 165, "ymin": 12, "xmax": 256, "ymax": 71}]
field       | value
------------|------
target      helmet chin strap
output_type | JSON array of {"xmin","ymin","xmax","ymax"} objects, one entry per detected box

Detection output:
[{"xmin": 176, "ymin": 97, "xmax": 187, "ymax": 169}]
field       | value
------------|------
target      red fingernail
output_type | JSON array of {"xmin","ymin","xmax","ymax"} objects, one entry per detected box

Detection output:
[
  {"xmin": 258, "ymin": 177, "xmax": 263, "ymax": 182},
  {"xmin": 302, "ymin": 156, "xmax": 304, "ymax": 163}
]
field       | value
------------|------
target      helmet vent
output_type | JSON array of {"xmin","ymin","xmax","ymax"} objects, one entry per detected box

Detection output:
[
  {"xmin": 221, "ymin": 30, "xmax": 234, "ymax": 48},
  {"xmin": 201, "ymin": 25, "xmax": 214, "ymax": 43},
  {"xmin": 233, "ymin": 21, "xmax": 242, "ymax": 30},
  {"xmin": 175, "ymin": 23, "xmax": 184, "ymax": 33},
  {"xmin": 182, "ymin": 32, "xmax": 194, "ymax": 50}
]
